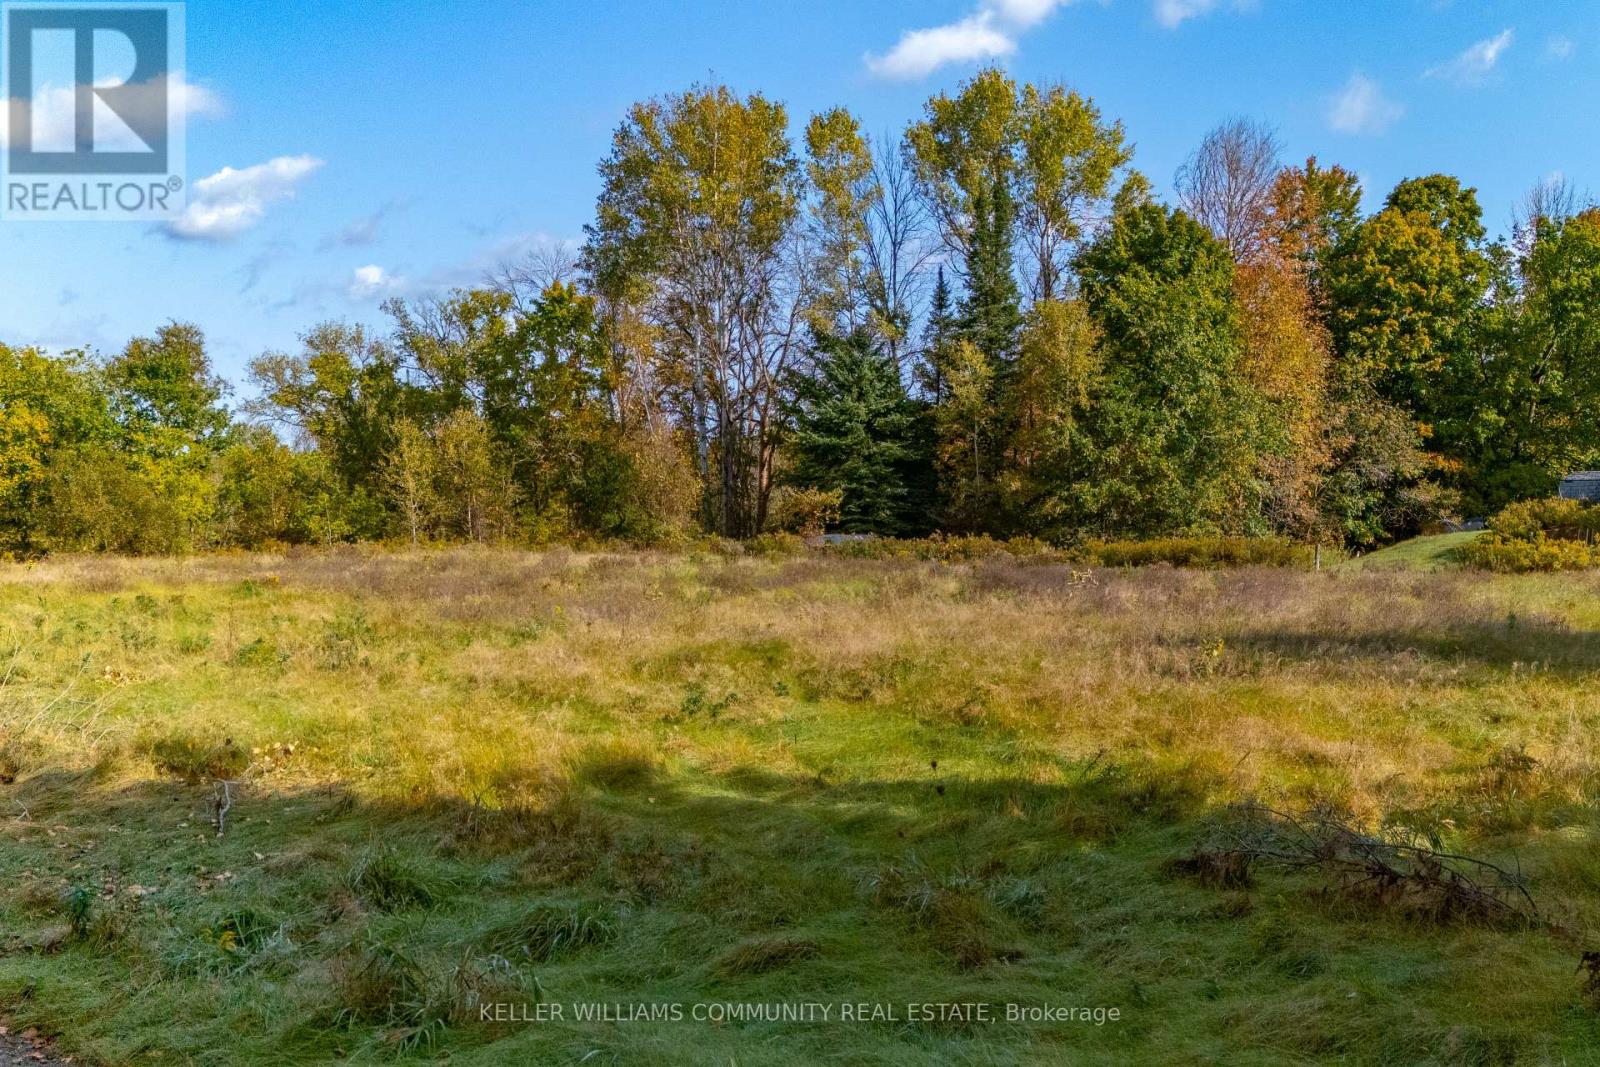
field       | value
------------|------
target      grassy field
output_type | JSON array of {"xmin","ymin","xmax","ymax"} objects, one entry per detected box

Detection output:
[{"xmin": 2, "ymin": 548, "xmax": 1600, "ymax": 1065}]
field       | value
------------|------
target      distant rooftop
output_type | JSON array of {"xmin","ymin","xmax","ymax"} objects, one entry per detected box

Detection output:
[{"xmin": 1559, "ymin": 472, "xmax": 1600, "ymax": 500}]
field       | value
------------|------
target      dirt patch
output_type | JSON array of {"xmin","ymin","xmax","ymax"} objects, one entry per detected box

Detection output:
[{"xmin": 0, "ymin": 1023, "xmax": 70, "ymax": 1065}]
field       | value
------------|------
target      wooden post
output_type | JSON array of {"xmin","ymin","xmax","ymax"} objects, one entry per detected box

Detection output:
[{"xmin": 1314, "ymin": 543, "xmax": 1322, "ymax": 573}]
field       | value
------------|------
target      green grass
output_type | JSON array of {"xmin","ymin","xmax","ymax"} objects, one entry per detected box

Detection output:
[
  {"xmin": 1347, "ymin": 531, "xmax": 1483, "ymax": 571},
  {"xmin": 1, "ymin": 548, "xmax": 1599, "ymax": 1064}
]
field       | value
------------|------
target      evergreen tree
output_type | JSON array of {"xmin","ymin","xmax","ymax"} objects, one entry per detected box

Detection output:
[
  {"xmin": 918, "ymin": 267, "xmax": 957, "ymax": 402},
  {"xmin": 786, "ymin": 330, "xmax": 927, "ymax": 535},
  {"xmin": 960, "ymin": 179, "xmax": 1024, "ymax": 368}
]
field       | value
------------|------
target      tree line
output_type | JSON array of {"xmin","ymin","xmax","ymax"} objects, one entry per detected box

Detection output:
[{"xmin": 5, "ymin": 69, "xmax": 1599, "ymax": 555}]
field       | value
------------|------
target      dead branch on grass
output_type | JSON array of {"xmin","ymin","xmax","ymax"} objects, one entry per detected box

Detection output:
[{"xmin": 1179, "ymin": 802, "xmax": 1539, "ymax": 927}]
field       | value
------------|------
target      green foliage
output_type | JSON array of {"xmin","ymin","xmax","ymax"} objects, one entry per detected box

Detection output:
[
  {"xmin": 62, "ymin": 885, "xmax": 95, "ymax": 939},
  {"xmin": 39, "ymin": 445, "xmax": 210, "ymax": 554},
  {"xmin": 784, "ymin": 330, "xmax": 930, "ymax": 535},
  {"xmin": 247, "ymin": 322, "xmax": 415, "ymax": 494},
  {"xmin": 1323, "ymin": 175, "xmax": 1490, "ymax": 524},
  {"xmin": 1073, "ymin": 202, "xmax": 1276, "ymax": 536},
  {"xmin": 0, "ymin": 344, "xmax": 114, "ymax": 553},
  {"xmin": 999, "ymin": 298, "xmax": 1099, "ymax": 536},
  {"xmin": 214, "ymin": 428, "xmax": 381, "ymax": 547},
  {"xmin": 107, "ymin": 322, "xmax": 232, "ymax": 450},
  {"xmin": 932, "ymin": 339, "xmax": 998, "ymax": 530},
  {"xmin": 10, "ymin": 86, "xmax": 1600, "ymax": 559},
  {"xmin": 960, "ymin": 176, "xmax": 1023, "ymax": 365}
]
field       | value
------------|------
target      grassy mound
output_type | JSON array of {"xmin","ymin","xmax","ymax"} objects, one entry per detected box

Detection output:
[{"xmin": 1347, "ymin": 531, "xmax": 1482, "ymax": 571}]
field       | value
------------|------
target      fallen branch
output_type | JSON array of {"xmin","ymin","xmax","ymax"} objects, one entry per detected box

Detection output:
[{"xmin": 1180, "ymin": 802, "xmax": 1539, "ymax": 927}]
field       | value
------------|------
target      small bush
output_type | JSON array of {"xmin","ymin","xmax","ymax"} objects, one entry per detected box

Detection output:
[
  {"xmin": 767, "ymin": 486, "xmax": 842, "ymax": 536},
  {"xmin": 62, "ymin": 885, "xmax": 95, "ymax": 939},
  {"xmin": 1462, "ymin": 497, "xmax": 1600, "ymax": 571},
  {"xmin": 318, "ymin": 610, "xmax": 376, "ymax": 670},
  {"xmin": 746, "ymin": 532, "xmax": 807, "ymax": 558},
  {"xmin": 146, "ymin": 734, "xmax": 249, "ymax": 783},
  {"xmin": 1487, "ymin": 497, "xmax": 1600, "ymax": 543},
  {"xmin": 233, "ymin": 636, "xmax": 288, "ymax": 670},
  {"xmin": 1458, "ymin": 535, "xmax": 1599, "ymax": 573}
]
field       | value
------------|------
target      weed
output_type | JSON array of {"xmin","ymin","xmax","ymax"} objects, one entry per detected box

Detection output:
[
  {"xmin": 346, "ymin": 847, "xmax": 448, "ymax": 912},
  {"xmin": 480, "ymin": 904, "xmax": 616, "ymax": 962},
  {"xmin": 61, "ymin": 886, "xmax": 94, "ymax": 939},
  {"xmin": 678, "ymin": 682, "xmax": 738, "ymax": 720},
  {"xmin": 333, "ymin": 936, "xmax": 433, "ymax": 1027},
  {"xmin": 318, "ymin": 611, "xmax": 376, "ymax": 670},
  {"xmin": 233, "ymin": 636, "xmax": 288, "ymax": 670}
]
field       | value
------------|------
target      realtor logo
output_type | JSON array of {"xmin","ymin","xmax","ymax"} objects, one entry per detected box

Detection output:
[{"xmin": 2, "ymin": 1, "xmax": 186, "ymax": 219}]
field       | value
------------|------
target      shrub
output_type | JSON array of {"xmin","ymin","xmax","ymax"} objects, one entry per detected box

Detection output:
[
  {"xmin": 1487, "ymin": 497, "xmax": 1600, "ymax": 543},
  {"xmin": 767, "ymin": 486, "xmax": 842, "ymax": 537},
  {"xmin": 1458, "ymin": 536, "xmax": 1600, "ymax": 573},
  {"xmin": 232, "ymin": 636, "xmax": 288, "ymax": 670},
  {"xmin": 746, "ymin": 532, "xmax": 806, "ymax": 557},
  {"xmin": 1461, "ymin": 497, "xmax": 1600, "ymax": 572}
]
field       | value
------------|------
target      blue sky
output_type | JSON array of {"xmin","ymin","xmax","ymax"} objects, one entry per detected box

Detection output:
[{"xmin": 1, "ymin": 0, "xmax": 1596, "ymax": 390}]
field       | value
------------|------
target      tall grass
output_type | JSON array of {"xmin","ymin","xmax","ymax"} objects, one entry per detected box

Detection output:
[{"xmin": 0, "ymin": 548, "xmax": 1598, "ymax": 1063}]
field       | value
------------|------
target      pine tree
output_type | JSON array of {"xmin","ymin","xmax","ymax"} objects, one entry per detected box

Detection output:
[
  {"xmin": 960, "ymin": 178, "xmax": 1023, "ymax": 369},
  {"xmin": 918, "ymin": 267, "xmax": 957, "ymax": 402},
  {"xmin": 786, "ymin": 330, "xmax": 927, "ymax": 535}
]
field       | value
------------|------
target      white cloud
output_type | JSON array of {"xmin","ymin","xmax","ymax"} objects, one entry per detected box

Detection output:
[
  {"xmin": 1545, "ymin": 35, "xmax": 1575, "ymax": 61},
  {"xmin": 1425, "ymin": 28, "xmax": 1514, "ymax": 85},
  {"xmin": 348, "ymin": 264, "xmax": 398, "ymax": 299},
  {"xmin": 1152, "ymin": 0, "xmax": 1255, "ymax": 29},
  {"xmin": 164, "ymin": 154, "xmax": 324, "ymax": 241},
  {"xmin": 865, "ymin": 0, "xmax": 1071, "ymax": 80},
  {"xmin": 1327, "ymin": 72, "xmax": 1403, "ymax": 135},
  {"xmin": 0, "ymin": 74, "xmax": 221, "ymax": 150},
  {"xmin": 1154, "ymin": 0, "xmax": 1216, "ymax": 28}
]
